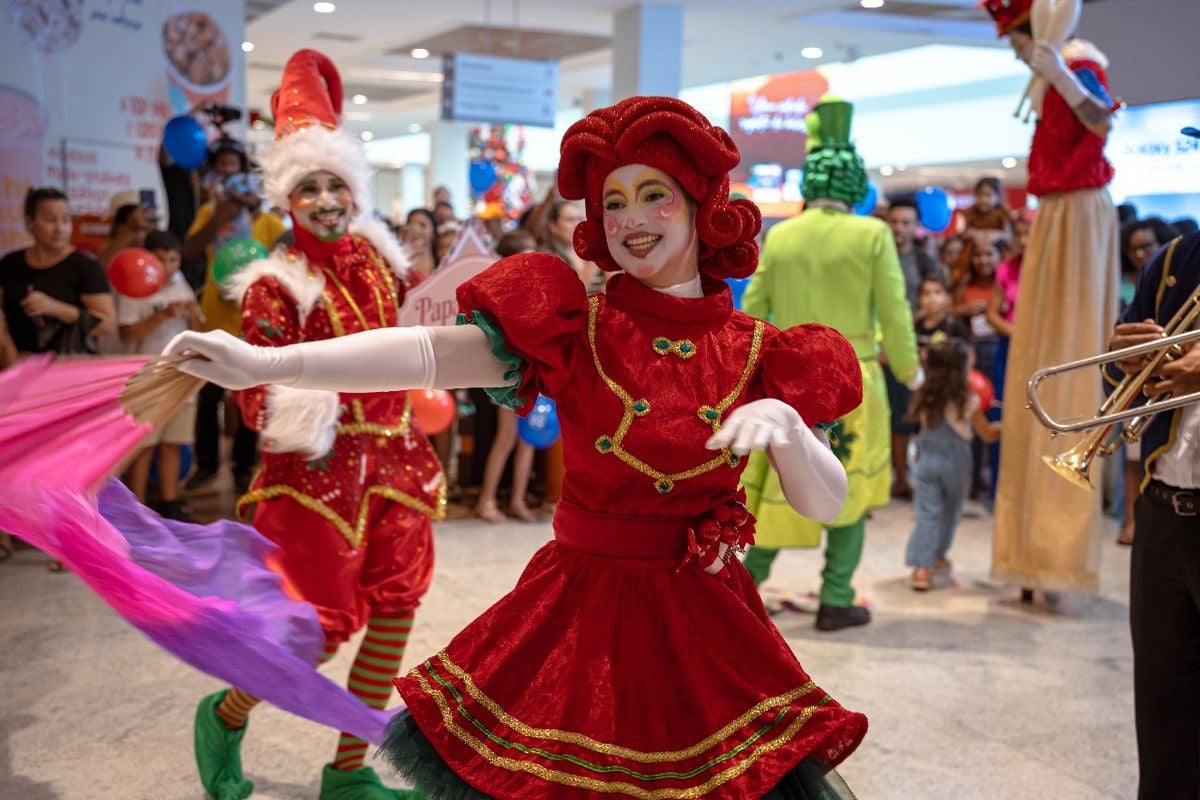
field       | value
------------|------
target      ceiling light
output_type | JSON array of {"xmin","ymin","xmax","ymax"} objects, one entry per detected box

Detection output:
[
  {"xmin": 801, "ymin": 47, "xmax": 824, "ymax": 59},
  {"xmin": 313, "ymin": 2, "xmax": 335, "ymax": 13},
  {"xmin": 360, "ymin": 131, "xmax": 374, "ymax": 141},
  {"xmin": 861, "ymin": 0, "xmax": 884, "ymax": 7},
  {"xmin": 408, "ymin": 123, "xmax": 422, "ymax": 133},
  {"xmin": 411, "ymin": 48, "xmax": 430, "ymax": 59},
  {"xmin": 1002, "ymin": 156, "xmax": 1018, "ymax": 169},
  {"xmin": 879, "ymin": 165, "xmax": 895, "ymax": 177},
  {"xmin": 241, "ymin": 41, "xmax": 254, "ymax": 53},
  {"xmin": 352, "ymin": 94, "xmax": 367, "ymax": 105}
]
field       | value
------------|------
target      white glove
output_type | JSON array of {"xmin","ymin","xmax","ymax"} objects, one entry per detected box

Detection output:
[
  {"xmin": 905, "ymin": 366, "xmax": 926, "ymax": 392},
  {"xmin": 1029, "ymin": 42, "xmax": 1088, "ymax": 107},
  {"xmin": 706, "ymin": 398, "xmax": 848, "ymax": 523},
  {"xmin": 164, "ymin": 325, "xmax": 510, "ymax": 392}
]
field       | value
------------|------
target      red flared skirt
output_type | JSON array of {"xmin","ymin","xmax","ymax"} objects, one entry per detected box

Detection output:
[{"xmin": 395, "ymin": 502, "xmax": 867, "ymax": 800}]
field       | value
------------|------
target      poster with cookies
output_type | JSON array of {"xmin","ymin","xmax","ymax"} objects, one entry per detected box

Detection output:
[{"xmin": 0, "ymin": 0, "xmax": 245, "ymax": 251}]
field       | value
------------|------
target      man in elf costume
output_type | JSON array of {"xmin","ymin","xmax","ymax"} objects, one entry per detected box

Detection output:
[
  {"xmin": 741, "ymin": 98, "xmax": 921, "ymax": 631},
  {"xmin": 983, "ymin": 0, "xmax": 1120, "ymax": 601},
  {"xmin": 193, "ymin": 49, "xmax": 442, "ymax": 800}
]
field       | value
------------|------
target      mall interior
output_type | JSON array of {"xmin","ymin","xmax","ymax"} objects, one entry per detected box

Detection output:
[{"xmin": 2, "ymin": 1, "xmax": 1200, "ymax": 798}]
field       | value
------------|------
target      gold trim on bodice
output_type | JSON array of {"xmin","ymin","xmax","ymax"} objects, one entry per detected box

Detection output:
[{"xmin": 587, "ymin": 296, "xmax": 763, "ymax": 494}]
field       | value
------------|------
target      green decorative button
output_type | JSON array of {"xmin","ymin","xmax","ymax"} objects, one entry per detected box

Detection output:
[
  {"xmin": 727, "ymin": 452, "xmax": 741, "ymax": 467},
  {"xmin": 698, "ymin": 406, "xmax": 720, "ymax": 424},
  {"xmin": 679, "ymin": 343, "xmax": 693, "ymax": 353},
  {"xmin": 595, "ymin": 436, "xmax": 614, "ymax": 453},
  {"xmin": 632, "ymin": 399, "xmax": 651, "ymax": 416},
  {"xmin": 653, "ymin": 338, "xmax": 670, "ymax": 351},
  {"xmin": 655, "ymin": 478, "xmax": 675, "ymax": 494}
]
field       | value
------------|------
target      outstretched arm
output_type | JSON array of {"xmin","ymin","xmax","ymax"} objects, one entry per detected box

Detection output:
[
  {"xmin": 164, "ymin": 324, "xmax": 513, "ymax": 393},
  {"xmin": 707, "ymin": 399, "xmax": 847, "ymax": 524}
]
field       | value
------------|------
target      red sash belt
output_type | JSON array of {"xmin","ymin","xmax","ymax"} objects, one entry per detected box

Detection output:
[{"xmin": 552, "ymin": 501, "xmax": 691, "ymax": 560}]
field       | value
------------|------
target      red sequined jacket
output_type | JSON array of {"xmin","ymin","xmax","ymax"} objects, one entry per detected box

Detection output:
[{"xmin": 229, "ymin": 221, "xmax": 444, "ymax": 549}]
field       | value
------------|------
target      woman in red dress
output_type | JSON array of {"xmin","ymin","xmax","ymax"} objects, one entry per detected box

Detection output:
[{"xmin": 169, "ymin": 95, "xmax": 868, "ymax": 799}]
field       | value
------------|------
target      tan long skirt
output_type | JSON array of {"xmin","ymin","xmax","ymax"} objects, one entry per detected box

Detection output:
[{"xmin": 992, "ymin": 187, "xmax": 1120, "ymax": 593}]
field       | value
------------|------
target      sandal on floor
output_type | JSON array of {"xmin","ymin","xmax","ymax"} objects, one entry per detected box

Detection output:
[
  {"xmin": 912, "ymin": 567, "xmax": 932, "ymax": 591},
  {"xmin": 475, "ymin": 499, "xmax": 506, "ymax": 524},
  {"xmin": 509, "ymin": 503, "xmax": 538, "ymax": 523}
]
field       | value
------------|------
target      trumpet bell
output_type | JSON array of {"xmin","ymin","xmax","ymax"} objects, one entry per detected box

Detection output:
[{"xmin": 1041, "ymin": 452, "xmax": 1094, "ymax": 492}]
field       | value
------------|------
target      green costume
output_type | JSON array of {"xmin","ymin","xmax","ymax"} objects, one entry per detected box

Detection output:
[{"xmin": 741, "ymin": 100, "xmax": 919, "ymax": 609}]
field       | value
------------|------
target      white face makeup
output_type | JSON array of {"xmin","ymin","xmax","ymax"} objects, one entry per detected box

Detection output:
[
  {"xmin": 601, "ymin": 164, "xmax": 699, "ymax": 288},
  {"xmin": 289, "ymin": 170, "xmax": 355, "ymax": 241}
]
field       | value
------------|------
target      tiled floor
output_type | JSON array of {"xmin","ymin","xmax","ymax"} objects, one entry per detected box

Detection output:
[{"xmin": 0, "ymin": 468, "xmax": 1137, "ymax": 799}]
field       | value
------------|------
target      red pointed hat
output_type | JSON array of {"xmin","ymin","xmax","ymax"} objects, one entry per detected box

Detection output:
[
  {"xmin": 982, "ymin": 0, "xmax": 1034, "ymax": 36},
  {"xmin": 260, "ymin": 49, "xmax": 372, "ymax": 212},
  {"xmin": 558, "ymin": 95, "xmax": 762, "ymax": 280}
]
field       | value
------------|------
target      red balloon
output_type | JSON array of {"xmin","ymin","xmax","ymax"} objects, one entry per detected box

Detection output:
[
  {"xmin": 410, "ymin": 389, "xmax": 455, "ymax": 434},
  {"xmin": 108, "ymin": 248, "xmax": 166, "ymax": 298},
  {"xmin": 968, "ymin": 369, "xmax": 995, "ymax": 410}
]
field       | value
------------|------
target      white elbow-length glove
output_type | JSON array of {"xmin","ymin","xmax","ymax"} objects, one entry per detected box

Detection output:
[
  {"xmin": 707, "ymin": 398, "xmax": 848, "ymax": 525},
  {"xmin": 163, "ymin": 325, "xmax": 511, "ymax": 392}
]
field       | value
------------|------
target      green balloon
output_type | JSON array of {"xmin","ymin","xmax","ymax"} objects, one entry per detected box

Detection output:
[{"xmin": 213, "ymin": 238, "xmax": 268, "ymax": 285}]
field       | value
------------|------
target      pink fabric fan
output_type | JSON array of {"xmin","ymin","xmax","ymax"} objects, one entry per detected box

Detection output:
[{"xmin": 0, "ymin": 355, "xmax": 393, "ymax": 744}]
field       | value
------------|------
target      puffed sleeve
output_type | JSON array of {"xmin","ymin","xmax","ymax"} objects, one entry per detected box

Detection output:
[
  {"xmin": 456, "ymin": 252, "xmax": 588, "ymax": 414},
  {"xmin": 756, "ymin": 323, "xmax": 863, "ymax": 425}
]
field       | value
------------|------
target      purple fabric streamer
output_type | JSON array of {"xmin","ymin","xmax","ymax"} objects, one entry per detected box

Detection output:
[{"xmin": 0, "ymin": 479, "xmax": 395, "ymax": 744}]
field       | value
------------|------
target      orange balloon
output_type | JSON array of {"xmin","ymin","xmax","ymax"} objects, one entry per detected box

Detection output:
[
  {"xmin": 410, "ymin": 389, "xmax": 455, "ymax": 434},
  {"xmin": 968, "ymin": 369, "xmax": 995, "ymax": 410},
  {"xmin": 108, "ymin": 248, "xmax": 166, "ymax": 298}
]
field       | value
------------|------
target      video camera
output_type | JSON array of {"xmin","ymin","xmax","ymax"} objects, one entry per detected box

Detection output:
[{"xmin": 202, "ymin": 103, "xmax": 242, "ymax": 128}]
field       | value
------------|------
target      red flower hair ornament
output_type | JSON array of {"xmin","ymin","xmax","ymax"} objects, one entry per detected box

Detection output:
[{"xmin": 558, "ymin": 96, "xmax": 762, "ymax": 280}]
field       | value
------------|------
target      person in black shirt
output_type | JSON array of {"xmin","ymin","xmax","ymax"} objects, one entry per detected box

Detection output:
[
  {"xmin": 0, "ymin": 188, "xmax": 114, "ymax": 354},
  {"xmin": 914, "ymin": 273, "xmax": 969, "ymax": 357}
]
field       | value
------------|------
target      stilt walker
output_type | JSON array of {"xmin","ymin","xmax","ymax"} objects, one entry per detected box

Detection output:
[
  {"xmin": 740, "ymin": 99, "xmax": 921, "ymax": 631},
  {"xmin": 983, "ymin": 0, "xmax": 1121, "ymax": 596},
  {"xmin": 192, "ymin": 50, "xmax": 443, "ymax": 800},
  {"xmin": 168, "ymin": 95, "xmax": 869, "ymax": 799}
]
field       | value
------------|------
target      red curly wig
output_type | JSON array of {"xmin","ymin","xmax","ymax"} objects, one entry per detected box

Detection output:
[{"xmin": 558, "ymin": 96, "xmax": 762, "ymax": 280}]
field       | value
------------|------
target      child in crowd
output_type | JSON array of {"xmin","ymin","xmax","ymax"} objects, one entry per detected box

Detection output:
[
  {"xmin": 914, "ymin": 274, "xmax": 968, "ymax": 360},
  {"xmin": 475, "ymin": 229, "xmax": 540, "ymax": 524},
  {"xmin": 117, "ymin": 230, "xmax": 203, "ymax": 521},
  {"xmin": 961, "ymin": 177, "xmax": 1012, "ymax": 239},
  {"xmin": 954, "ymin": 238, "xmax": 1002, "ymax": 495},
  {"xmin": 904, "ymin": 339, "xmax": 1002, "ymax": 591}
]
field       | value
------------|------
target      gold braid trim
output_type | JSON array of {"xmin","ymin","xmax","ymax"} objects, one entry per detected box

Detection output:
[
  {"xmin": 587, "ymin": 296, "xmax": 764, "ymax": 493},
  {"xmin": 434, "ymin": 651, "xmax": 817, "ymax": 762},
  {"xmin": 238, "ymin": 479, "xmax": 446, "ymax": 549},
  {"xmin": 413, "ymin": 670, "xmax": 821, "ymax": 798}
]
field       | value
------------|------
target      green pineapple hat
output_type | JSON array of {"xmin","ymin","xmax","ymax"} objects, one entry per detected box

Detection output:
[{"xmin": 802, "ymin": 95, "xmax": 867, "ymax": 207}]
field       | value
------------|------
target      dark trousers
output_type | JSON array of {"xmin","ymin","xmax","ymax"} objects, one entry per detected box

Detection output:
[
  {"xmin": 1131, "ymin": 490, "xmax": 1200, "ymax": 800},
  {"xmin": 195, "ymin": 381, "xmax": 258, "ymax": 476}
]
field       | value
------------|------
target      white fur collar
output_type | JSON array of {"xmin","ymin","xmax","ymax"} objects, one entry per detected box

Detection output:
[
  {"xmin": 1062, "ymin": 38, "xmax": 1108, "ymax": 70},
  {"xmin": 350, "ymin": 214, "xmax": 410, "ymax": 281},
  {"xmin": 222, "ymin": 250, "xmax": 327, "ymax": 323}
]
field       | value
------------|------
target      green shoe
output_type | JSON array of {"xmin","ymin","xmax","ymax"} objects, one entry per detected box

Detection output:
[
  {"xmin": 319, "ymin": 763, "xmax": 423, "ymax": 799},
  {"xmin": 194, "ymin": 691, "xmax": 254, "ymax": 800}
]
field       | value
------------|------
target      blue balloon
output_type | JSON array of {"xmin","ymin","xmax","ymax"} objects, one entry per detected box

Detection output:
[
  {"xmin": 162, "ymin": 116, "xmax": 208, "ymax": 170},
  {"xmin": 725, "ymin": 277, "xmax": 751, "ymax": 310},
  {"xmin": 854, "ymin": 181, "xmax": 879, "ymax": 216},
  {"xmin": 518, "ymin": 396, "xmax": 561, "ymax": 449},
  {"xmin": 469, "ymin": 160, "xmax": 498, "ymax": 194},
  {"xmin": 915, "ymin": 186, "xmax": 953, "ymax": 233}
]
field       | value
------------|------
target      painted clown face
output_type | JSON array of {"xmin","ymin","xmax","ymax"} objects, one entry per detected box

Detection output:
[
  {"xmin": 601, "ymin": 164, "xmax": 699, "ymax": 288},
  {"xmin": 289, "ymin": 170, "xmax": 355, "ymax": 241}
]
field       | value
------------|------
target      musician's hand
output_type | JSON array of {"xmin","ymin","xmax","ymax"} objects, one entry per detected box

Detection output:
[
  {"xmin": 1110, "ymin": 320, "xmax": 1164, "ymax": 375},
  {"xmin": 1147, "ymin": 344, "xmax": 1200, "ymax": 398}
]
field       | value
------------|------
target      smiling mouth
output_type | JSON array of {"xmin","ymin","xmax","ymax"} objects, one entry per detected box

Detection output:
[
  {"xmin": 623, "ymin": 234, "xmax": 662, "ymax": 258},
  {"xmin": 313, "ymin": 209, "xmax": 345, "ymax": 227}
]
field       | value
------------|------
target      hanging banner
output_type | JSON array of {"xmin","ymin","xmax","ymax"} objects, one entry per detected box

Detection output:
[{"xmin": 0, "ymin": 1, "xmax": 245, "ymax": 252}]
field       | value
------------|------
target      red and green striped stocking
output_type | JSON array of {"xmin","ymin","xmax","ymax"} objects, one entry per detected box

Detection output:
[
  {"xmin": 332, "ymin": 611, "xmax": 414, "ymax": 771},
  {"xmin": 215, "ymin": 640, "xmax": 340, "ymax": 730}
]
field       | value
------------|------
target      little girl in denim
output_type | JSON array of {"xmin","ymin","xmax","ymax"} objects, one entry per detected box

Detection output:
[{"xmin": 905, "ymin": 339, "xmax": 1002, "ymax": 591}]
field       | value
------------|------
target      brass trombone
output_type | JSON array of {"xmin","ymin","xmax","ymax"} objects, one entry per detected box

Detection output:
[{"xmin": 1026, "ymin": 284, "xmax": 1200, "ymax": 490}]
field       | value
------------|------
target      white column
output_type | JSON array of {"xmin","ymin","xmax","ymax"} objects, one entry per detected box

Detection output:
[
  {"xmin": 612, "ymin": 3, "xmax": 683, "ymax": 101},
  {"xmin": 427, "ymin": 120, "xmax": 471, "ymax": 218}
]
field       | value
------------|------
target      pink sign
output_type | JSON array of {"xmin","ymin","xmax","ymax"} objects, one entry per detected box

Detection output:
[{"xmin": 398, "ymin": 221, "xmax": 498, "ymax": 327}]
